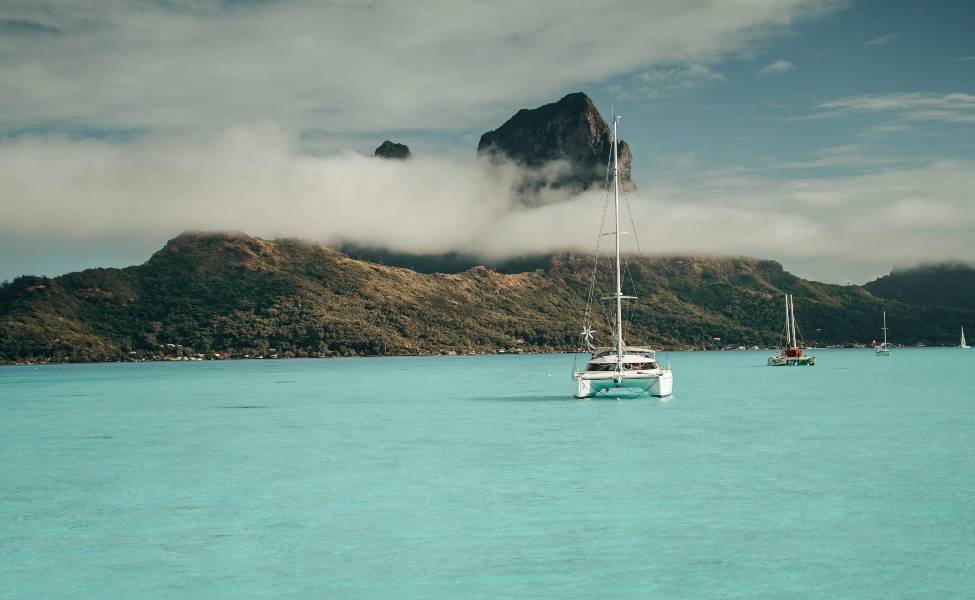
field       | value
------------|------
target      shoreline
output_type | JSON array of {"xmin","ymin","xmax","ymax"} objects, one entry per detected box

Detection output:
[{"xmin": 1, "ymin": 343, "xmax": 960, "ymax": 367}]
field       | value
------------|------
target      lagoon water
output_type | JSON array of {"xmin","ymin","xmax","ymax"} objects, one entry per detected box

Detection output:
[{"xmin": 2, "ymin": 348, "xmax": 973, "ymax": 598}]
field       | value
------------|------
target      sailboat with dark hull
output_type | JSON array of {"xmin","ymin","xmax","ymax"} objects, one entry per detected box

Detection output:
[
  {"xmin": 768, "ymin": 294, "xmax": 815, "ymax": 366},
  {"xmin": 572, "ymin": 114, "xmax": 673, "ymax": 398}
]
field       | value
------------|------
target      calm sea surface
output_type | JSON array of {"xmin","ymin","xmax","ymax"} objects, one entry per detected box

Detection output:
[{"xmin": 2, "ymin": 349, "xmax": 973, "ymax": 599}]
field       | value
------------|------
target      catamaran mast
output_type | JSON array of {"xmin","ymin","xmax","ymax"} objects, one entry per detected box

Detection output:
[
  {"xmin": 784, "ymin": 294, "xmax": 792, "ymax": 349},
  {"xmin": 882, "ymin": 311, "xmax": 888, "ymax": 345},
  {"xmin": 613, "ymin": 114, "xmax": 624, "ymax": 368},
  {"xmin": 789, "ymin": 294, "xmax": 799, "ymax": 349}
]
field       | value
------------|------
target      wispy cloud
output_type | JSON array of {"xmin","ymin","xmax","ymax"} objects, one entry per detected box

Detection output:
[
  {"xmin": 820, "ymin": 92, "xmax": 975, "ymax": 112},
  {"xmin": 864, "ymin": 33, "xmax": 898, "ymax": 46},
  {"xmin": 619, "ymin": 64, "xmax": 727, "ymax": 99},
  {"xmin": 759, "ymin": 59, "xmax": 795, "ymax": 76},
  {"xmin": 776, "ymin": 145, "xmax": 896, "ymax": 169},
  {"xmin": 818, "ymin": 92, "xmax": 975, "ymax": 124},
  {"xmin": 792, "ymin": 92, "xmax": 975, "ymax": 125},
  {"xmin": 860, "ymin": 122, "xmax": 913, "ymax": 136},
  {"xmin": 958, "ymin": 56, "xmax": 975, "ymax": 62}
]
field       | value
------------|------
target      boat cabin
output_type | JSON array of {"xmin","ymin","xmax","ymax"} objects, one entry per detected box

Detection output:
[{"xmin": 585, "ymin": 347, "xmax": 660, "ymax": 371}]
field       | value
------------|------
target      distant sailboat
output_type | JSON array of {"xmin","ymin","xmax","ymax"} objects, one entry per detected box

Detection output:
[
  {"xmin": 875, "ymin": 311, "xmax": 892, "ymax": 355},
  {"xmin": 572, "ymin": 114, "xmax": 673, "ymax": 398},
  {"xmin": 768, "ymin": 294, "xmax": 815, "ymax": 366},
  {"xmin": 962, "ymin": 326, "xmax": 970, "ymax": 349}
]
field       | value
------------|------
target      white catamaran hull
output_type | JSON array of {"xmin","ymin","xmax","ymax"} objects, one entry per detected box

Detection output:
[
  {"xmin": 574, "ymin": 369, "xmax": 673, "ymax": 398},
  {"xmin": 767, "ymin": 355, "xmax": 816, "ymax": 366}
]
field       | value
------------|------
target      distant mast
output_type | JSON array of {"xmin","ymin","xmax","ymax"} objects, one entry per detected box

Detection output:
[
  {"xmin": 789, "ymin": 294, "xmax": 799, "ymax": 349},
  {"xmin": 882, "ymin": 311, "xmax": 888, "ymax": 346},
  {"xmin": 784, "ymin": 295, "xmax": 792, "ymax": 348}
]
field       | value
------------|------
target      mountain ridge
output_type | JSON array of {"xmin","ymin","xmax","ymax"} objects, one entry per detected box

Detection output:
[
  {"xmin": 864, "ymin": 262, "xmax": 975, "ymax": 311},
  {"xmin": 2, "ymin": 231, "xmax": 972, "ymax": 364}
]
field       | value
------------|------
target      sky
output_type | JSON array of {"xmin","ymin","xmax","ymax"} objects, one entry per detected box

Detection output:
[{"xmin": 1, "ymin": 0, "xmax": 973, "ymax": 284}]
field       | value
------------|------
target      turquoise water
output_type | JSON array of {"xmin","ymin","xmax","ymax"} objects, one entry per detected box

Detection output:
[{"xmin": 2, "ymin": 349, "xmax": 973, "ymax": 599}]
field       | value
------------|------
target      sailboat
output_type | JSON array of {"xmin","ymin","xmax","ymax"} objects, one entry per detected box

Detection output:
[
  {"xmin": 875, "ymin": 311, "xmax": 892, "ymax": 355},
  {"xmin": 572, "ymin": 115, "xmax": 673, "ymax": 398},
  {"xmin": 962, "ymin": 326, "xmax": 970, "ymax": 349},
  {"xmin": 767, "ymin": 294, "xmax": 816, "ymax": 366}
]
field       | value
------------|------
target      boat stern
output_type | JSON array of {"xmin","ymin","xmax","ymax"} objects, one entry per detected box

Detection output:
[
  {"xmin": 573, "ymin": 369, "xmax": 673, "ymax": 398},
  {"xmin": 574, "ymin": 374, "xmax": 594, "ymax": 399},
  {"xmin": 650, "ymin": 369, "xmax": 673, "ymax": 397}
]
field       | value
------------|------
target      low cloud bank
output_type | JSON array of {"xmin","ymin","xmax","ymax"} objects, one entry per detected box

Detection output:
[{"xmin": 2, "ymin": 126, "xmax": 974, "ymax": 283}]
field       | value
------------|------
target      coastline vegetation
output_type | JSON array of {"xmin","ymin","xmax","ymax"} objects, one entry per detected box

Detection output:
[{"xmin": 2, "ymin": 232, "xmax": 972, "ymax": 365}]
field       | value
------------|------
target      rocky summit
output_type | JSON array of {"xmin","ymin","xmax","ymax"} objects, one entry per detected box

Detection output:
[
  {"xmin": 374, "ymin": 140, "xmax": 411, "ymax": 160},
  {"xmin": 477, "ymin": 92, "xmax": 633, "ymax": 193}
]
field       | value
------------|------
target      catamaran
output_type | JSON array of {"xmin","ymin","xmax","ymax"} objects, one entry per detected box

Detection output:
[
  {"xmin": 875, "ymin": 311, "xmax": 892, "ymax": 355},
  {"xmin": 572, "ymin": 115, "xmax": 673, "ymax": 398},
  {"xmin": 962, "ymin": 326, "xmax": 970, "ymax": 349},
  {"xmin": 768, "ymin": 294, "xmax": 815, "ymax": 366}
]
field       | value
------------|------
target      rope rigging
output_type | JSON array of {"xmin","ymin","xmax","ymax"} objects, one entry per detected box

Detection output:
[{"xmin": 573, "ymin": 117, "xmax": 669, "ymax": 375}]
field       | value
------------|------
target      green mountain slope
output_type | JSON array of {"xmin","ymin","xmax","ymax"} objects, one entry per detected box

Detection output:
[
  {"xmin": 864, "ymin": 263, "xmax": 975, "ymax": 311},
  {"xmin": 2, "ymin": 232, "xmax": 973, "ymax": 363}
]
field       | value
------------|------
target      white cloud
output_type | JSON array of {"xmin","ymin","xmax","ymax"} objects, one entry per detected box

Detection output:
[
  {"xmin": 0, "ymin": 0, "xmax": 841, "ymax": 136},
  {"xmin": 2, "ymin": 127, "xmax": 973, "ymax": 284},
  {"xmin": 864, "ymin": 33, "xmax": 898, "ymax": 46},
  {"xmin": 759, "ymin": 58, "xmax": 795, "ymax": 75}
]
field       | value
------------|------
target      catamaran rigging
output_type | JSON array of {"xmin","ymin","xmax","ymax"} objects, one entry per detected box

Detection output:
[
  {"xmin": 572, "ymin": 114, "xmax": 673, "ymax": 398},
  {"xmin": 768, "ymin": 294, "xmax": 815, "ymax": 366}
]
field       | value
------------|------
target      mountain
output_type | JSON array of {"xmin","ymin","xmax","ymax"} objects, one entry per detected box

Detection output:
[
  {"xmin": 864, "ymin": 263, "xmax": 975, "ymax": 311},
  {"xmin": 3, "ymin": 232, "xmax": 973, "ymax": 364},
  {"xmin": 374, "ymin": 140, "xmax": 411, "ymax": 160},
  {"xmin": 477, "ymin": 92, "xmax": 632, "ymax": 194}
]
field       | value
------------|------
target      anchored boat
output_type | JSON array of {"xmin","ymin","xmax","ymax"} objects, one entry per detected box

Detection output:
[
  {"xmin": 768, "ymin": 294, "xmax": 815, "ymax": 366},
  {"xmin": 572, "ymin": 114, "xmax": 673, "ymax": 398},
  {"xmin": 962, "ymin": 326, "xmax": 970, "ymax": 349},
  {"xmin": 875, "ymin": 311, "xmax": 892, "ymax": 355}
]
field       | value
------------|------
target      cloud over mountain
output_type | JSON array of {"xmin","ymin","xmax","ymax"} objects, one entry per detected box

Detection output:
[{"xmin": 2, "ymin": 126, "xmax": 973, "ymax": 284}]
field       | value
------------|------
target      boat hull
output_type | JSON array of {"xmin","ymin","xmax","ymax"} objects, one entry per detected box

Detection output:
[
  {"xmin": 767, "ymin": 355, "xmax": 816, "ymax": 366},
  {"xmin": 574, "ymin": 369, "xmax": 673, "ymax": 398}
]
